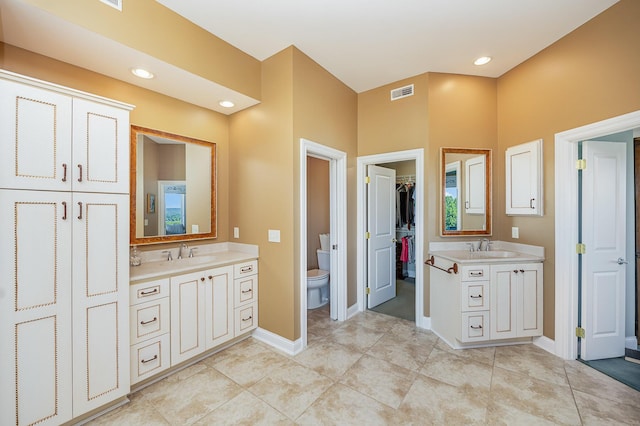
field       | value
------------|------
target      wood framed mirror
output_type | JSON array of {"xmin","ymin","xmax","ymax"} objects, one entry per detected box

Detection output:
[
  {"xmin": 130, "ymin": 125, "xmax": 217, "ymax": 244},
  {"xmin": 441, "ymin": 147, "xmax": 492, "ymax": 236}
]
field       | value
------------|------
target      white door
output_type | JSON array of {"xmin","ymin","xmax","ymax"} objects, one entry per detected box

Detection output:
[
  {"xmin": 465, "ymin": 155, "xmax": 485, "ymax": 215},
  {"xmin": 367, "ymin": 165, "xmax": 396, "ymax": 308},
  {"xmin": 581, "ymin": 141, "xmax": 627, "ymax": 360}
]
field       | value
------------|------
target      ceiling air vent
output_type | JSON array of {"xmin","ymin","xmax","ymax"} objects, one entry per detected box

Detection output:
[
  {"xmin": 100, "ymin": 0, "xmax": 122, "ymax": 11},
  {"xmin": 390, "ymin": 84, "xmax": 414, "ymax": 101}
]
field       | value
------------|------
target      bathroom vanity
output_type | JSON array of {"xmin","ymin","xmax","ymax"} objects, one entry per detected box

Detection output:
[
  {"xmin": 428, "ymin": 242, "xmax": 544, "ymax": 349},
  {"xmin": 128, "ymin": 243, "xmax": 258, "ymax": 386}
]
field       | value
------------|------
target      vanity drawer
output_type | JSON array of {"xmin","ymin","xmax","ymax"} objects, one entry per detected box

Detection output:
[
  {"xmin": 234, "ymin": 260, "xmax": 258, "ymax": 278},
  {"xmin": 130, "ymin": 334, "xmax": 170, "ymax": 385},
  {"xmin": 130, "ymin": 278, "xmax": 170, "ymax": 305},
  {"xmin": 130, "ymin": 298, "xmax": 170, "ymax": 345},
  {"xmin": 234, "ymin": 275, "xmax": 258, "ymax": 307},
  {"xmin": 460, "ymin": 311, "xmax": 490, "ymax": 342},
  {"xmin": 460, "ymin": 265, "xmax": 490, "ymax": 281},
  {"xmin": 461, "ymin": 281, "xmax": 489, "ymax": 311},
  {"xmin": 234, "ymin": 303, "xmax": 257, "ymax": 335}
]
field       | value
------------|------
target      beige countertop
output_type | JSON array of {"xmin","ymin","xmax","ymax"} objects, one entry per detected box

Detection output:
[{"xmin": 129, "ymin": 242, "xmax": 258, "ymax": 283}]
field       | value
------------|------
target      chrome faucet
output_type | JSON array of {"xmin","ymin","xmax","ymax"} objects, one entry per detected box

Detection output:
[
  {"xmin": 479, "ymin": 238, "xmax": 491, "ymax": 251},
  {"xmin": 178, "ymin": 243, "xmax": 189, "ymax": 259}
]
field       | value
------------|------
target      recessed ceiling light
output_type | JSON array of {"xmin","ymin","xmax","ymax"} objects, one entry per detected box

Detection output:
[
  {"xmin": 130, "ymin": 68, "xmax": 154, "ymax": 79},
  {"xmin": 219, "ymin": 100, "xmax": 235, "ymax": 108},
  {"xmin": 474, "ymin": 56, "xmax": 492, "ymax": 66}
]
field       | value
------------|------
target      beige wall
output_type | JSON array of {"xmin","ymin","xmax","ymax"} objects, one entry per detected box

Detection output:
[
  {"xmin": 358, "ymin": 72, "xmax": 497, "ymax": 317},
  {"xmin": 496, "ymin": 0, "xmax": 640, "ymax": 338},
  {"xmin": 23, "ymin": 0, "xmax": 261, "ymax": 99},
  {"xmin": 307, "ymin": 157, "xmax": 329, "ymax": 269},
  {"xmin": 229, "ymin": 48, "xmax": 296, "ymax": 340},
  {"xmin": 0, "ymin": 42, "xmax": 231, "ymax": 243}
]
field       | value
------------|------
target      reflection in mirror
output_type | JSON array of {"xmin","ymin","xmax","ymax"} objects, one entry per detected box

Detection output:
[
  {"xmin": 441, "ymin": 148, "xmax": 491, "ymax": 236},
  {"xmin": 131, "ymin": 126, "xmax": 217, "ymax": 245}
]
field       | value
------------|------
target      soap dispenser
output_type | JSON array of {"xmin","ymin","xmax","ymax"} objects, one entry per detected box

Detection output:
[{"xmin": 130, "ymin": 245, "xmax": 142, "ymax": 266}]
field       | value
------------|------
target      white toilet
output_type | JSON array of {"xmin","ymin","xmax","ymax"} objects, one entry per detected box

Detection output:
[{"xmin": 307, "ymin": 249, "xmax": 330, "ymax": 309}]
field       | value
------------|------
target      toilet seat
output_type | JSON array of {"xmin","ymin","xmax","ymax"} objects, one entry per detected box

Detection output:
[{"xmin": 307, "ymin": 269, "xmax": 329, "ymax": 280}]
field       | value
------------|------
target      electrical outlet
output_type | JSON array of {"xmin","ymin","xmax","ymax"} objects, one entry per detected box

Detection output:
[
  {"xmin": 268, "ymin": 229, "xmax": 281, "ymax": 242},
  {"xmin": 512, "ymin": 227, "xmax": 519, "ymax": 239},
  {"xmin": 233, "ymin": 227, "xmax": 239, "ymax": 238}
]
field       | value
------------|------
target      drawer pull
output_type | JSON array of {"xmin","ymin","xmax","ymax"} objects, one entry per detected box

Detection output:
[
  {"xmin": 140, "ymin": 317, "xmax": 157, "ymax": 325},
  {"xmin": 242, "ymin": 315, "xmax": 252, "ymax": 322},
  {"xmin": 470, "ymin": 325, "xmax": 483, "ymax": 329},
  {"xmin": 62, "ymin": 201, "xmax": 67, "ymax": 220},
  {"xmin": 140, "ymin": 288, "xmax": 159, "ymax": 296},
  {"xmin": 240, "ymin": 266, "xmax": 253, "ymax": 273},
  {"xmin": 241, "ymin": 289, "xmax": 253, "ymax": 294},
  {"xmin": 469, "ymin": 271, "xmax": 484, "ymax": 277},
  {"xmin": 62, "ymin": 163, "xmax": 67, "ymax": 182},
  {"xmin": 141, "ymin": 354, "xmax": 158, "ymax": 364},
  {"xmin": 470, "ymin": 294, "xmax": 482, "ymax": 299}
]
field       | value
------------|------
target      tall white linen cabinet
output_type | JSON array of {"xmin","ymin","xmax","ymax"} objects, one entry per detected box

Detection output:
[{"xmin": 0, "ymin": 70, "xmax": 134, "ymax": 425}]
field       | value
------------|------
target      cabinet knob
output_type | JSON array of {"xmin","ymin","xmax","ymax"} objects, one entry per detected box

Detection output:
[
  {"xmin": 519, "ymin": 269, "xmax": 525, "ymax": 273},
  {"xmin": 200, "ymin": 277, "xmax": 205, "ymax": 282},
  {"xmin": 208, "ymin": 275, "xmax": 213, "ymax": 280},
  {"xmin": 513, "ymin": 270, "xmax": 519, "ymax": 274}
]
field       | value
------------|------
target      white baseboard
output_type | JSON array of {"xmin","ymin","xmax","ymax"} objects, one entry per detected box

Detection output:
[
  {"xmin": 626, "ymin": 336, "xmax": 638, "ymax": 349},
  {"xmin": 417, "ymin": 316, "xmax": 431, "ymax": 330},
  {"xmin": 347, "ymin": 302, "xmax": 360, "ymax": 319},
  {"xmin": 533, "ymin": 335, "xmax": 555, "ymax": 355},
  {"xmin": 252, "ymin": 327, "xmax": 303, "ymax": 356}
]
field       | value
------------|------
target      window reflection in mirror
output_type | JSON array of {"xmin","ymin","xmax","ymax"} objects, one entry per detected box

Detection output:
[
  {"xmin": 441, "ymin": 148, "xmax": 491, "ymax": 236},
  {"xmin": 130, "ymin": 125, "xmax": 217, "ymax": 245}
]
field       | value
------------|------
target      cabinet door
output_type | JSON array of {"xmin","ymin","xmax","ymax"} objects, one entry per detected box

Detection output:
[
  {"xmin": 204, "ymin": 266, "xmax": 234, "ymax": 349},
  {"xmin": 72, "ymin": 98, "xmax": 129, "ymax": 194},
  {"xmin": 490, "ymin": 265, "xmax": 518, "ymax": 340},
  {"xmin": 170, "ymin": 270, "xmax": 206, "ymax": 365},
  {"xmin": 72, "ymin": 193, "xmax": 130, "ymax": 416},
  {"xmin": 0, "ymin": 79, "xmax": 72, "ymax": 191},
  {"xmin": 0, "ymin": 189, "xmax": 73, "ymax": 426},
  {"xmin": 517, "ymin": 263, "xmax": 543, "ymax": 337},
  {"xmin": 506, "ymin": 139, "xmax": 543, "ymax": 216}
]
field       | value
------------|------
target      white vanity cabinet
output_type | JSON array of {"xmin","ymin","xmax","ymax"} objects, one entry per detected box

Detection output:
[
  {"xmin": 429, "ymin": 251, "xmax": 543, "ymax": 349},
  {"xmin": 490, "ymin": 263, "xmax": 543, "ymax": 339},
  {"xmin": 505, "ymin": 139, "xmax": 543, "ymax": 216},
  {"xmin": 129, "ymin": 278, "xmax": 171, "ymax": 385},
  {"xmin": 170, "ymin": 265, "xmax": 235, "ymax": 366},
  {"xmin": 0, "ymin": 71, "xmax": 133, "ymax": 425}
]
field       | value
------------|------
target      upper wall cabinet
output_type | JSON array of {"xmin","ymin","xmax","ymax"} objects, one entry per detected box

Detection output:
[
  {"xmin": 0, "ymin": 71, "xmax": 132, "ymax": 194},
  {"xmin": 505, "ymin": 139, "xmax": 543, "ymax": 216}
]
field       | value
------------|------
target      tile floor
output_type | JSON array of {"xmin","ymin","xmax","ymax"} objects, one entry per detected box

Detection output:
[{"xmin": 90, "ymin": 307, "xmax": 640, "ymax": 425}]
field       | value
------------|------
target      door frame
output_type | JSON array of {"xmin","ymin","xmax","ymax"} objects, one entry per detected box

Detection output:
[
  {"xmin": 299, "ymin": 138, "xmax": 347, "ymax": 350},
  {"xmin": 356, "ymin": 149, "xmax": 425, "ymax": 328},
  {"xmin": 555, "ymin": 110, "xmax": 640, "ymax": 360}
]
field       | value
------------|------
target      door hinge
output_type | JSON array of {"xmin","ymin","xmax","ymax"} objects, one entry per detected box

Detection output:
[
  {"xmin": 576, "ymin": 243, "xmax": 586, "ymax": 254},
  {"xmin": 576, "ymin": 159, "xmax": 587, "ymax": 170},
  {"xmin": 576, "ymin": 327, "xmax": 586, "ymax": 338},
  {"xmin": 365, "ymin": 176, "xmax": 371, "ymax": 184},
  {"xmin": 366, "ymin": 287, "xmax": 371, "ymax": 295},
  {"xmin": 365, "ymin": 231, "xmax": 370, "ymax": 239}
]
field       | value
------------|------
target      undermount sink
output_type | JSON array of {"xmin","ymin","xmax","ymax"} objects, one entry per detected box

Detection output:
[
  {"xmin": 179, "ymin": 255, "xmax": 217, "ymax": 265},
  {"xmin": 475, "ymin": 250, "xmax": 519, "ymax": 258}
]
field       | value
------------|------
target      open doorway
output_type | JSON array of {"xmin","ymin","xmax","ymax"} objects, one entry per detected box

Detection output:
[
  {"xmin": 367, "ymin": 160, "xmax": 417, "ymax": 322},
  {"xmin": 555, "ymin": 110, "xmax": 640, "ymax": 362},
  {"xmin": 356, "ymin": 149, "xmax": 425, "ymax": 328},
  {"xmin": 299, "ymin": 139, "xmax": 347, "ymax": 353}
]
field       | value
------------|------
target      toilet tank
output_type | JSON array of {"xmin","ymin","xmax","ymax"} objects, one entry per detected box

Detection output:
[{"xmin": 317, "ymin": 249, "xmax": 330, "ymax": 271}]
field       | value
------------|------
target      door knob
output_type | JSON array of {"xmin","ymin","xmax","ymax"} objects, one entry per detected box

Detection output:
[{"xmin": 616, "ymin": 257, "xmax": 628, "ymax": 265}]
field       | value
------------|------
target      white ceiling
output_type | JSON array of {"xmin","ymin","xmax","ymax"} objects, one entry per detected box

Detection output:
[
  {"xmin": 0, "ymin": 0, "xmax": 619, "ymax": 113},
  {"xmin": 158, "ymin": 0, "xmax": 619, "ymax": 93}
]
